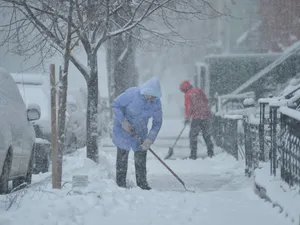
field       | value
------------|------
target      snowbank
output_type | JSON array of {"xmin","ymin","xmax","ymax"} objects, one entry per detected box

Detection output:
[
  {"xmin": 0, "ymin": 148, "xmax": 238, "ymax": 225},
  {"xmin": 0, "ymin": 149, "xmax": 119, "ymax": 225},
  {"xmin": 254, "ymin": 163, "xmax": 300, "ymax": 224},
  {"xmin": 0, "ymin": 146, "xmax": 289, "ymax": 225}
]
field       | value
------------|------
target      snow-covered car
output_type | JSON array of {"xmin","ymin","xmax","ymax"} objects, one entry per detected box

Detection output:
[
  {"xmin": 13, "ymin": 75, "xmax": 87, "ymax": 166},
  {"xmin": 11, "ymin": 73, "xmax": 52, "ymax": 174},
  {"xmin": 0, "ymin": 67, "xmax": 41, "ymax": 194}
]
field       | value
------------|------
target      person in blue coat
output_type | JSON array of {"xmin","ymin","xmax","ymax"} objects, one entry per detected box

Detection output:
[{"xmin": 112, "ymin": 77, "xmax": 163, "ymax": 190}]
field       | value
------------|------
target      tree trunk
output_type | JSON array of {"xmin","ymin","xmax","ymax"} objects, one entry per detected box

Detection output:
[
  {"xmin": 106, "ymin": 39, "xmax": 115, "ymax": 119},
  {"xmin": 86, "ymin": 52, "xmax": 99, "ymax": 163},
  {"xmin": 113, "ymin": 32, "xmax": 138, "ymax": 98},
  {"xmin": 57, "ymin": 0, "xmax": 73, "ymax": 177},
  {"xmin": 111, "ymin": 4, "xmax": 138, "ymax": 99},
  {"xmin": 57, "ymin": 65, "xmax": 67, "ymax": 183},
  {"xmin": 58, "ymin": 57, "xmax": 69, "ymax": 145}
]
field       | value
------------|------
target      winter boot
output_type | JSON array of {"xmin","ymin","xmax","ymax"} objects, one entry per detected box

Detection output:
[
  {"xmin": 207, "ymin": 149, "xmax": 214, "ymax": 158},
  {"xmin": 134, "ymin": 150, "xmax": 151, "ymax": 190},
  {"xmin": 189, "ymin": 148, "xmax": 197, "ymax": 160},
  {"xmin": 116, "ymin": 148, "xmax": 129, "ymax": 188}
]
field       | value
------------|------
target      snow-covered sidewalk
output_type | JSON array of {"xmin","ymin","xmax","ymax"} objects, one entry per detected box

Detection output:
[
  {"xmin": 0, "ymin": 146, "xmax": 289, "ymax": 225},
  {"xmin": 254, "ymin": 163, "xmax": 300, "ymax": 224}
]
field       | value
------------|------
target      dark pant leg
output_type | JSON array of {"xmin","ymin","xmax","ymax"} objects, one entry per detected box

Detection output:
[
  {"xmin": 199, "ymin": 119, "xmax": 214, "ymax": 157},
  {"xmin": 116, "ymin": 148, "xmax": 129, "ymax": 188},
  {"xmin": 189, "ymin": 120, "xmax": 201, "ymax": 159},
  {"xmin": 134, "ymin": 150, "xmax": 151, "ymax": 190}
]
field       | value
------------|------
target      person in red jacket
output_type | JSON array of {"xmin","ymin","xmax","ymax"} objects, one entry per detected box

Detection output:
[{"xmin": 180, "ymin": 80, "xmax": 214, "ymax": 159}]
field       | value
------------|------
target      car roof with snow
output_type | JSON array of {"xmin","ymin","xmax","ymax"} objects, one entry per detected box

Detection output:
[
  {"xmin": 0, "ymin": 67, "xmax": 25, "ymax": 105},
  {"xmin": 11, "ymin": 73, "xmax": 50, "ymax": 121}
]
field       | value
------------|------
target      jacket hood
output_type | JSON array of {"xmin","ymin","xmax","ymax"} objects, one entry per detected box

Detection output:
[
  {"xmin": 180, "ymin": 80, "xmax": 192, "ymax": 92},
  {"xmin": 140, "ymin": 77, "xmax": 162, "ymax": 98}
]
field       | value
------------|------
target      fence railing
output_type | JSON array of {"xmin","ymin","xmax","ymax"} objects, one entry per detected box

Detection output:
[
  {"xmin": 213, "ymin": 101, "xmax": 300, "ymax": 188},
  {"xmin": 279, "ymin": 107, "xmax": 300, "ymax": 187},
  {"xmin": 243, "ymin": 120, "xmax": 261, "ymax": 176},
  {"xmin": 213, "ymin": 115, "xmax": 243, "ymax": 161},
  {"xmin": 213, "ymin": 101, "xmax": 278, "ymax": 175}
]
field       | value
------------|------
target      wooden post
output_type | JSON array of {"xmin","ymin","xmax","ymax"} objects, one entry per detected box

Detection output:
[
  {"xmin": 50, "ymin": 64, "xmax": 61, "ymax": 189},
  {"xmin": 57, "ymin": 65, "xmax": 63, "ymax": 188}
]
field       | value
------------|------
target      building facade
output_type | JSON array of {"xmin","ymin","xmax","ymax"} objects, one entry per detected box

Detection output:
[{"xmin": 236, "ymin": 0, "xmax": 300, "ymax": 53}]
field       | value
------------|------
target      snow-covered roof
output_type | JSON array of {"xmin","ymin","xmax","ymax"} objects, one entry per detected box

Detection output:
[
  {"xmin": 218, "ymin": 91, "xmax": 255, "ymax": 100},
  {"xmin": 205, "ymin": 52, "xmax": 282, "ymax": 60},
  {"xmin": 258, "ymin": 77, "xmax": 300, "ymax": 107},
  {"xmin": 231, "ymin": 41, "xmax": 300, "ymax": 95},
  {"xmin": 11, "ymin": 73, "xmax": 46, "ymax": 85}
]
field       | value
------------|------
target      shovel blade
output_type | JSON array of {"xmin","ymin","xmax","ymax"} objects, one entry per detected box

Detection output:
[{"xmin": 164, "ymin": 147, "xmax": 174, "ymax": 160}]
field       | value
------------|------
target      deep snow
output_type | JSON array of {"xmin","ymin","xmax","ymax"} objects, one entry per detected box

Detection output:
[{"xmin": 0, "ymin": 140, "xmax": 289, "ymax": 225}]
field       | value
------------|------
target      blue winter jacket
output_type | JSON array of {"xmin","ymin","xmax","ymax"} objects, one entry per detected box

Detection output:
[{"xmin": 112, "ymin": 77, "xmax": 163, "ymax": 151}]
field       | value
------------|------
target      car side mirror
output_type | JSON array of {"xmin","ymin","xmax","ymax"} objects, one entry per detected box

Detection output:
[{"xmin": 27, "ymin": 103, "xmax": 41, "ymax": 121}]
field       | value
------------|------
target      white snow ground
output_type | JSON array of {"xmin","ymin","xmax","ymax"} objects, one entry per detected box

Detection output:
[{"xmin": 0, "ymin": 119, "xmax": 289, "ymax": 225}]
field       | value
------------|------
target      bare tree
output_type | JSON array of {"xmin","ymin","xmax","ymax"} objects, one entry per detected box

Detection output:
[
  {"xmin": 0, "ymin": 0, "xmax": 223, "ymax": 163},
  {"xmin": 56, "ymin": 0, "xmax": 74, "ymax": 184},
  {"xmin": 106, "ymin": 0, "xmax": 225, "ymax": 107}
]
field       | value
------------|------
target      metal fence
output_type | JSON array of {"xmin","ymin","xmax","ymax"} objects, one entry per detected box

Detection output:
[
  {"xmin": 213, "ymin": 102, "xmax": 279, "ymax": 176},
  {"xmin": 269, "ymin": 106, "xmax": 280, "ymax": 176},
  {"xmin": 243, "ymin": 121, "xmax": 261, "ymax": 176},
  {"xmin": 213, "ymin": 115, "xmax": 241, "ymax": 160},
  {"xmin": 280, "ymin": 111, "xmax": 300, "ymax": 186},
  {"xmin": 213, "ymin": 101, "xmax": 300, "ymax": 187}
]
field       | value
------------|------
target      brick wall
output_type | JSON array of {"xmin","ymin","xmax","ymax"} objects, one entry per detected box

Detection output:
[{"xmin": 259, "ymin": 0, "xmax": 300, "ymax": 52}]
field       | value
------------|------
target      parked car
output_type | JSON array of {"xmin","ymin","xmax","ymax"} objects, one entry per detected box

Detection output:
[
  {"xmin": 11, "ymin": 73, "xmax": 52, "ymax": 174},
  {"xmin": 0, "ymin": 67, "xmax": 40, "ymax": 194},
  {"xmin": 12, "ymin": 74, "xmax": 87, "ymax": 171}
]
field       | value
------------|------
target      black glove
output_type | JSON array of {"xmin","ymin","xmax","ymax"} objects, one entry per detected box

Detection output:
[{"xmin": 184, "ymin": 119, "xmax": 190, "ymax": 125}]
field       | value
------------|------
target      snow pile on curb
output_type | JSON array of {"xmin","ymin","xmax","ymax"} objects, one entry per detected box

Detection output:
[
  {"xmin": 254, "ymin": 163, "xmax": 300, "ymax": 224},
  {"xmin": 0, "ymin": 148, "xmax": 236, "ymax": 225},
  {"xmin": 0, "ymin": 148, "xmax": 128, "ymax": 225},
  {"xmin": 0, "ymin": 147, "xmax": 291, "ymax": 225}
]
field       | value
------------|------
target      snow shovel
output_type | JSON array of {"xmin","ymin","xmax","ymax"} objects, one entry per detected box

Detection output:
[
  {"xmin": 164, "ymin": 124, "xmax": 187, "ymax": 160},
  {"xmin": 135, "ymin": 135, "xmax": 194, "ymax": 193}
]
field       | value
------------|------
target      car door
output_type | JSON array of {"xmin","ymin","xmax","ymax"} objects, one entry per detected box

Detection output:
[
  {"xmin": 12, "ymin": 103, "xmax": 30, "ymax": 177},
  {"xmin": 18, "ymin": 107, "xmax": 35, "ymax": 175},
  {"xmin": 9, "ymin": 83, "xmax": 34, "ymax": 176},
  {"xmin": 16, "ymin": 85, "xmax": 39, "ymax": 174},
  {"xmin": 0, "ymin": 69, "xmax": 23, "ymax": 177}
]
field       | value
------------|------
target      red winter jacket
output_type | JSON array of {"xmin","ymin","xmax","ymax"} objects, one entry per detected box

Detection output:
[{"xmin": 180, "ymin": 81, "xmax": 211, "ymax": 120}]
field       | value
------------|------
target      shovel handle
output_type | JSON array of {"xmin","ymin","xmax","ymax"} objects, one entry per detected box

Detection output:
[
  {"xmin": 148, "ymin": 148, "xmax": 186, "ymax": 187},
  {"xmin": 135, "ymin": 135, "xmax": 187, "ymax": 189},
  {"xmin": 171, "ymin": 125, "xmax": 187, "ymax": 149}
]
